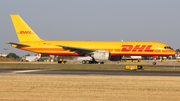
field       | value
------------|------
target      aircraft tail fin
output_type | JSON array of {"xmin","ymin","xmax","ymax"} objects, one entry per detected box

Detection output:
[{"xmin": 10, "ymin": 15, "xmax": 43, "ymax": 42}]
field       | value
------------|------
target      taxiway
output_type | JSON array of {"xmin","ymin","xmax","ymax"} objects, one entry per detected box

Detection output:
[{"xmin": 1, "ymin": 69, "xmax": 180, "ymax": 76}]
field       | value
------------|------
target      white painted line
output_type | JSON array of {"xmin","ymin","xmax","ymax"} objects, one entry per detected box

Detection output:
[{"xmin": 13, "ymin": 70, "xmax": 45, "ymax": 73}]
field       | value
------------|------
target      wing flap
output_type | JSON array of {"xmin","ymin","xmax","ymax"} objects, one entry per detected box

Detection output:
[{"xmin": 56, "ymin": 45, "xmax": 96, "ymax": 54}]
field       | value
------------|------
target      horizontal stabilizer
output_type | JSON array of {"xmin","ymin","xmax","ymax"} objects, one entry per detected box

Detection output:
[{"xmin": 6, "ymin": 42, "xmax": 31, "ymax": 47}]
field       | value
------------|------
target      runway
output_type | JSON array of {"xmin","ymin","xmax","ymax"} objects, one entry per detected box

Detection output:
[
  {"xmin": 1, "ymin": 69, "xmax": 180, "ymax": 76},
  {"xmin": 1, "ymin": 62, "xmax": 180, "ymax": 68}
]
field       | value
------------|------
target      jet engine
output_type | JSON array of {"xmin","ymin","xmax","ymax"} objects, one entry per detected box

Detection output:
[
  {"xmin": 92, "ymin": 51, "xmax": 110, "ymax": 61},
  {"xmin": 81, "ymin": 50, "xmax": 122, "ymax": 64}
]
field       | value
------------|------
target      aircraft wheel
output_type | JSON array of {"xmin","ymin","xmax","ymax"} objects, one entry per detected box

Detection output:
[
  {"xmin": 91, "ymin": 61, "xmax": 96, "ymax": 64},
  {"xmin": 86, "ymin": 60, "xmax": 90, "ymax": 64},
  {"xmin": 153, "ymin": 62, "xmax": 156, "ymax": 65},
  {"xmin": 89, "ymin": 61, "xmax": 93, "ymax": 64},
  {"xmin": 100, "ymin": 62, "xmax": 104, "ymax": 64},
  {"xmin": 95, "ymin": 61, "xmax": 98, "ymax": 64},
  {"xmin": 82, "ymin": 60, "xmax": 86, "ymax": 64}
]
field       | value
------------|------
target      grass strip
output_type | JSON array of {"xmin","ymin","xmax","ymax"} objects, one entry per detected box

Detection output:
[{"xmin": 0, "ymin": 75, "xmax": 180, "ymax": 101}]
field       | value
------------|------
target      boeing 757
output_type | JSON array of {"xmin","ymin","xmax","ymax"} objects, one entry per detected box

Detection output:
[{"xmin": 7, "ymin": 15, "xmax": 176, "ymax": 64}]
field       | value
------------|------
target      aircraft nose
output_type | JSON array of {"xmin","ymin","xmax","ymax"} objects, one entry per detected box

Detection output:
[{"xmin": 172, "ymin": 49, "xmax": 176, "ymax": 55}]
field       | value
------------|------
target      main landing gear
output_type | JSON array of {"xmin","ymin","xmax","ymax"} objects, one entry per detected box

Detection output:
[
  {"xmin": 153, "ymin": 62, "xmax": 156, "ymax": 65},
  {"xmin": 153, "ymin": 58, "xmax": 157, "ymax": 65},
  {"xmin": 82, "ymin": 60, "xmax": 104, "ymax": 64}
]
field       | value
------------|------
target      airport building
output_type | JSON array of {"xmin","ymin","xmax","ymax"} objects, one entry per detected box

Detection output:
[
  {"xmin": 175, "ymin": 52, "xmax": 180, "ymax": 58},
  {"xmin": 0, "ymin": 53, "xmax": 7, "ymax": 57},
  {"xmin": 175, "ymin": 51, "xmax": 180, "ymax": 57}
]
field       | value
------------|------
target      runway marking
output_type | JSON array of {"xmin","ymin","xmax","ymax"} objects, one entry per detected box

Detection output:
[{"xmin": 13, "ymin": 70, "xmax": 45, "ymax": 73}]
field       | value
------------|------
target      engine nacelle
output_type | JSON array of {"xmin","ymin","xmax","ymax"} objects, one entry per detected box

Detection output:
[{"xmin": 92, "ymin": 51, "xmax": 110, "ymax": 61}]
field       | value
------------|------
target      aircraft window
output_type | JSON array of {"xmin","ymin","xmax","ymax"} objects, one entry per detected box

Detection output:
[{"xmin": 164, "ymin": 46, "xmax": 172, "ymax": 49}]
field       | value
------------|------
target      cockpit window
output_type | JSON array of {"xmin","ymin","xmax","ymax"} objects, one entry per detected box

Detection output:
[{"xmin": 164, "ymin": 46, "xmax": 173, "ymax": 49}]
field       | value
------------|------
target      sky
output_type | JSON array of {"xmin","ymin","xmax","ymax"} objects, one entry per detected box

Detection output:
[{"xmin": 0, "ymin": 0, "xmax": 180, "ymax": 56}]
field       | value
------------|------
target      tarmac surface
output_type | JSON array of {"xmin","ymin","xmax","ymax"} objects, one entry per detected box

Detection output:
[
  {"xmin": 1, "ymin": 69, "xmax": 180, "ymax": 76},
  {"xmin": 1, "ymin": 62, "xmax": 180, "ymax": 76}
]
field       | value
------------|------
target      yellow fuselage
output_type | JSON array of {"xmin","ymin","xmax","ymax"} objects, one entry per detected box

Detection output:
[{"xmin": 13, "ymin": 40, "xmax": 175, "ymax": 56}]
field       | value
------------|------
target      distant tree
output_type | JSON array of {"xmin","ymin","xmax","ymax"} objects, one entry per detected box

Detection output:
[
  {"xmin": 176, "ymin": 49, "xmax": 180, "ymax": 52},
  {"xmin": 0, "ymin": 56, "xmax": 5, "ymax": 58},
  {"xmin": 6, "ymin": 53, "xmax": 19, "ymax": 59},
  {"xmin": 25, "ymin": 54, "xmax": 31, "ymax": 56}
]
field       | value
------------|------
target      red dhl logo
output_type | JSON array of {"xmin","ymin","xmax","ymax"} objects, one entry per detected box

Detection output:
[
  {"xmin": 121, "ymin": 45, "xmax": 154, "ymax": 52},
  {"xmin": 18, "ymin": 31, "xmax": 34, "ymax": 34}
]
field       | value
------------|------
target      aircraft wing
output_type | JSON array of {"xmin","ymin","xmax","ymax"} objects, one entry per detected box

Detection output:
[
  {"xmin": 56, "ymin": 45, "xmax": 96, "ymax": 54},
  {"xmin": 6, "ymin": 42, "xmax": 31, "ymax": 47}
]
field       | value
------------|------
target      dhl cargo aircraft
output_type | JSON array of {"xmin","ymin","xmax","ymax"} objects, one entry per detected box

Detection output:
[{"xmin": 7, "ymin": 15, "xmax": 176, "ymax": 64}]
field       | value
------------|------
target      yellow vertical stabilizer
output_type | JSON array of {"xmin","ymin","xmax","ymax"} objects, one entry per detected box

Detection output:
[{"xmin": 10, "ymin": 15, "xmax": 43, "ymax": 42}]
